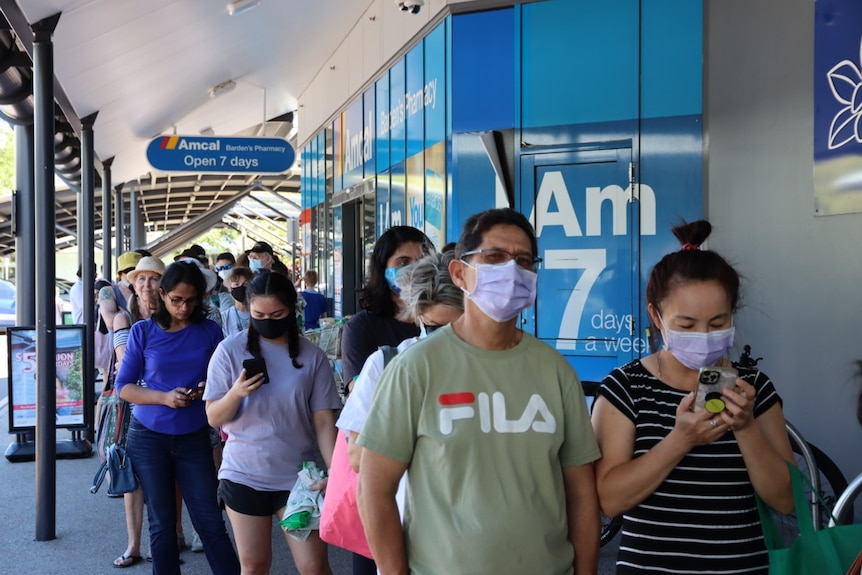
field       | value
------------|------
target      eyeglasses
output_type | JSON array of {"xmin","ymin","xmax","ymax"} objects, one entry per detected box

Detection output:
[
  {"xmin": 461, "ymin": 248, "xmax": 542, "ymax": 270},
  {"xmin": 165, "ymin": 295, "xmax": 197, "ymax": 308},
  {"xmin": 215, "ymin": 264, "xmax": 233, "ymax": 272}
]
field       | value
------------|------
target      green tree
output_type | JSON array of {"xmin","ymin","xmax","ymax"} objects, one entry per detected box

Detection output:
[
  {"xmin": 0, "ymin": 122, "xmax": 14, "ymax": 195},
  {"xmin": 188, "ymin": 226, "xmax": 241, "ymax": 256}
]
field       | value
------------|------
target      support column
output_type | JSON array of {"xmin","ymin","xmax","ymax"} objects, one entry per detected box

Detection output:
[
  {"xmin": 115, "ymin": 183, "xmax": 125, "ymax": 256},
  {"xmin": 13, "ymin": 123, "xmax": 35, "ymax": 325},
  {"xmin": 80, "ymin": 113, "xmax": 97, "ymax": 443},
  {"xmin": 102, "ymin": 158, "xmax": 113, "ymax": 280},
  {"xmin": 32, "ymin": 13, "xmax": 61, "ymax": 542},
  {"xmin": 129, "ymin": 182, "xmax": 142, "ymax": 249}
]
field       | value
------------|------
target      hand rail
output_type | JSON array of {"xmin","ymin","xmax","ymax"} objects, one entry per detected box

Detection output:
[
  {"xmin": 828, "ymin": 472, "xmax": 862, "ymax": 527},
  {"xmin": 784, "ymin": 420, "xmax": 823, "ymax": 530}
]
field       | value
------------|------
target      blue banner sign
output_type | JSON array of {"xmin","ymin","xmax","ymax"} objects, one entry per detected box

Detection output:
[{"xmin": 146, "ymin": 135, "xmax": 295, "ymax": 173}]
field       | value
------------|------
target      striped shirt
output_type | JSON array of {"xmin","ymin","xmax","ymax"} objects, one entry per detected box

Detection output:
[{"xmin": 599, "ymin": 360, "xmax": 781, "ymax": 574}]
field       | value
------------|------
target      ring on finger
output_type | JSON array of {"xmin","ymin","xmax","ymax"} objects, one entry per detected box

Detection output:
[{"xmin": 710, "ymin": 419, "xmax": 717, "ymax": 428}]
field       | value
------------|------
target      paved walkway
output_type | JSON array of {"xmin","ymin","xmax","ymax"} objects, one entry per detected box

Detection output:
[
  {"xmin": 0, "ymin": 371, "xmax": 620, "ymax": 573},
  {"xmin": 0, "ymin": 395, "xmax": 354, "ymax": 574}
]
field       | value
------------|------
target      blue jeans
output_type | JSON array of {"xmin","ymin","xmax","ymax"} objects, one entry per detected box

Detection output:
[{"xmin": 127, "ymin": 417, "xmax": 240, "ymax": 575}]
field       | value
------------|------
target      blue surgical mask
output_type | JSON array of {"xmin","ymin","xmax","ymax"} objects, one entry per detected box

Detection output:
[
  {"xmin": 422, "ymin": 324, "xmax": 441, "ymax": 336},
  {"xmin": 249, "ymin": 259, "xmax": 264, "ymax": 273},
  {"xmin": 659, "ymin": 314, "xmax": 735, "ymax": 370},
  {"xmin": 384, "ymin": 267, "xmax": 403, "ymax": 294}
]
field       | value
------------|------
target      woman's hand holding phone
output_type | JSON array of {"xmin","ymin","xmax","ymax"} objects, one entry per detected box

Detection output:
[
  {"xmin": 185, "ymin": 383, "xmax": 206, "ymax": 401},
  {"xmin": 232, "ymin": 358, "xmax": 268, "ymax": 398},
  {"xmin": 719, "ymin": 378, "xmax": 756, "ymax": 432},
  {"xmin": 673, "ymin": 392, "xmax": 728, "ymax": 447}
]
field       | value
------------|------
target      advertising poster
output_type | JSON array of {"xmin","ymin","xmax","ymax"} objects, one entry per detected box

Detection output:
[
  {"xmin": 814, "ymin": 0, "xmax": 862, "ymax": 215},
  {"xmin": 425, "ymin": 140, "xmax": 446, "ymax": 248},
  {"xmin": 406, "ymin": 153, "xmax": 425, "ymax": 230},
  {"xmin": 7, "ymin": 326, "xmax": 86, "ymax": 431}
]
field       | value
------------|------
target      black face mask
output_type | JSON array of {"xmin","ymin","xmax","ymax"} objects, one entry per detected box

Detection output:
[
  {"xmin": 251, "ymin": 316, "xmax": 292, "ymax": 340},
  {"xmin": 230, "ymin": 285, "xmax": 247, "ymax": 303}
]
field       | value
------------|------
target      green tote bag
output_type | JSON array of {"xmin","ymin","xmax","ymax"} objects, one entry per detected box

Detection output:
[{"xmin": 757, "ymin": 461, "xmax": 862, "ymax": 575}]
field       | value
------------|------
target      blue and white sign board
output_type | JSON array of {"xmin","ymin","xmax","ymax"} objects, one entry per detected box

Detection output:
[
  {"xmin": 814, "ymin": 0, "xmax": 862, "ymax": 215},
  {"xmin": 147, "ymin": 136, "xmax": 295, "ymax": 173}
]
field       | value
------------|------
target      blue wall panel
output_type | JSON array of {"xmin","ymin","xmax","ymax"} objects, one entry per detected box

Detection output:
[
  {"xmin": 376, "ymin": 75, "xmax": 391, "ymax": 174},
  {"xmin": 389, "ymin": 59, "xmax": 406, "ymax": 167},
  {"xmin": 641, "ymin": 0, "xmax": 703, "ymax": 118},
  {"xmin": 452, "ymin": 9, "xmax": 514, "ymax": 132},
  {"xmin": 406, "ymin": 44, "xmax": 425, "ymax": 160},
  {"xmin": 343, "ymin": 98, "xmax": 364, "ymax": 190},
  {"xmin": 425, "ymin": 24, "xmax": 446, "ymax": 148},
  {"xmin": 363, "ymin": 87, "xmax": 376, "ymax": 179},
  {"xmin": 521, "ymin": 0, "xmax": 638, "ymax": 127}
]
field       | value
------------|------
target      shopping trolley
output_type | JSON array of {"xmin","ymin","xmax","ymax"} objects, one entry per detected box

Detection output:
[{"xmin": 305, "ymin": 319, "xmax": 348, "ymax": 402}]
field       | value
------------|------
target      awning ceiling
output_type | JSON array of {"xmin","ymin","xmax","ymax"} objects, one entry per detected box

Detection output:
[{"xmin": 0, "ymin": 0, "xmax": 376, "ymax": 261}]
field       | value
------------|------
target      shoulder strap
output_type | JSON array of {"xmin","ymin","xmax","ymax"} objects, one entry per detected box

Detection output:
[
  {"xmin": 112, "ymin": 284, "xmax": 127, "ymax": 310},
  {"xmin": 379, "ymin": 345, "xmax": 399, "ymax": 368}
]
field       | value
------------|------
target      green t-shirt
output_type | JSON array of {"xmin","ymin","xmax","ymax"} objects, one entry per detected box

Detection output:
[{"xmin": 358, "ymin": 325, "xmax": 600, "ymax": 575}]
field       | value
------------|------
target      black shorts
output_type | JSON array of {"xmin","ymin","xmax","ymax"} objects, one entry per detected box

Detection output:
[{"xmin": 217, "ymin": 479, "xmax": 289, "ymax": 517}]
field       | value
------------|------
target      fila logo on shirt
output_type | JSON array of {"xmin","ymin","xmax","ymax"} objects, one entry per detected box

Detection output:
[{"xmin": 437, "ymin": 392, "xmax": 556, "ymax": 435}]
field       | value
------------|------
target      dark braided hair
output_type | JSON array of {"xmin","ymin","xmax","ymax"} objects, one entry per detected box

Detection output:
[{"xmin": 245, "ymin": 270, "xmax": 303, "ymax": 369}]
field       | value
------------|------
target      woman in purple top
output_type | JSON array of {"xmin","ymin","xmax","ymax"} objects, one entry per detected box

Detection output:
[
  {"xmin": 117, "ymin": 261, "xmax": 240, "ymax": 575},
  {"xmin": 206, "ymin": 270, "xmax": 341, "ymax": 575}
]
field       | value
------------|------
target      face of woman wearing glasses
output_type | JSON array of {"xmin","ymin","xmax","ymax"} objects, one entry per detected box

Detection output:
[{"xmin": 160, "ymin": 282, "xmax": 198, "ymax": 322}]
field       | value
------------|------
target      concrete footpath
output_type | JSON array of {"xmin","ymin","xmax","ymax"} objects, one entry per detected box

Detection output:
[
  {"xmin": 0, "ymin": 395, "xmax": 353, "ymax": 575},
  {"xmin": 0, "ymin": 399, "xmax": 619, "ymax": 574}
]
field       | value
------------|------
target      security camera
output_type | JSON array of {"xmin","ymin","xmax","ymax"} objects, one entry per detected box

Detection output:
[{"xmin": 396, "ymin": 0, "xmax": 423, "ymax": 14}]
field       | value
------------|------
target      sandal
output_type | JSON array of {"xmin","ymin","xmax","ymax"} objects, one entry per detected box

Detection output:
[{"xmin": 113, "ymin": 554, "xmax": 143, "ymax": 568}]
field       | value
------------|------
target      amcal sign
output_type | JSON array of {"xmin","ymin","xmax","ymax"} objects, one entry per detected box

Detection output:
[{"xmin": 146, "ymin": 135, "xmax": 295, "ymax": 174}]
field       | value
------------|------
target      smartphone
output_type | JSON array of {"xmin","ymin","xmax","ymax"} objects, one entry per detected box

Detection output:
[
  {"xmin": 694, "ymin": 366, "xmax": 738, "ymax": 413},
  {"xmin": 185, "ymin": 385, "xmax": 205, "ymax": 400},
  {"xmin": 242, "ymin": 357, "xmax": 270, "ymax": 384}
]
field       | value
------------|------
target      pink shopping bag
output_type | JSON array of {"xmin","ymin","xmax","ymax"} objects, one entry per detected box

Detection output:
[{"xmin": 319, "ymin": 430, "xmax": 373, "ymax": 559}]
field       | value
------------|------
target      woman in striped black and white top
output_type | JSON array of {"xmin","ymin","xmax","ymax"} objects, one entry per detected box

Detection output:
[{"xmin": 592, "ymin": 220, "xmax": 795, "ymax": 574}]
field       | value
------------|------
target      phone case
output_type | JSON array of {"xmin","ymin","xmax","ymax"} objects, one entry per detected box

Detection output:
[
  {"xmin": 243, "ymin": 358, "xmax": 270, "ymax": 383},
  {"xmin": 694, "ymin": 366, "xmax": 737, "ymax": 413}
]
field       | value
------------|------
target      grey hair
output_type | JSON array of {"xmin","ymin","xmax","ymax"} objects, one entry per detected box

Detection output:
[{"xmin": 395, "ymin": 251, "xmax": 464, "ymax": 324}]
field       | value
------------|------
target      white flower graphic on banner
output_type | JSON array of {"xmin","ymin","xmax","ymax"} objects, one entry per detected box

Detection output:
[{"xmin": 828, "ymin": 39, "xmax": 862, "ymax": 149}]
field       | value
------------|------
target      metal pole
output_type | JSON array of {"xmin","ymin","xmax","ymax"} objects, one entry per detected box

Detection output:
[
  {"xmin": 115, "ymin": 183, "xmax": 124, "ymax": 257},
  {"xmin": 14, "ymin": 123, "xmax": 35, "ymax": 325},
  {"xmin": 33, "ymin": 13, "xmax": 61, "ymax": 542},
  {"xmin": 102, "ymin": 158, "xmax": 113, "ymax": 280},
  {"xmin": 129, "ymin": 182, "xmax": 141, "ymax": 249},
  {"xmin": 81, "ymin": 113, "xmax": 97, "ymax": 443}
]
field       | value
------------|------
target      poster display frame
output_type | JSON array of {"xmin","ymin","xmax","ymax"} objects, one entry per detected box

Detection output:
[{"xmin": 6, "ymin": 324, "xmax": 88, "ymax": 433}]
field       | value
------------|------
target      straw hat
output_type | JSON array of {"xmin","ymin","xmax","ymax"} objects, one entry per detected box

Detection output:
[{"xmin": 127, "ymin": 256, "xmax": 166, "ymax": 284}]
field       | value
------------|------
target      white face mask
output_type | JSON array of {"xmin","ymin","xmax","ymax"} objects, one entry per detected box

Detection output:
[{"xmin": 462, "ymin": 259, "xmax": 537, "ymax": 322}]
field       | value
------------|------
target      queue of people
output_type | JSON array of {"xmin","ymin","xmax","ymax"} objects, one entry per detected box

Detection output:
[{"xmin": 89, "ymin": 210, "xmax": 821, "ymax": 575}]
